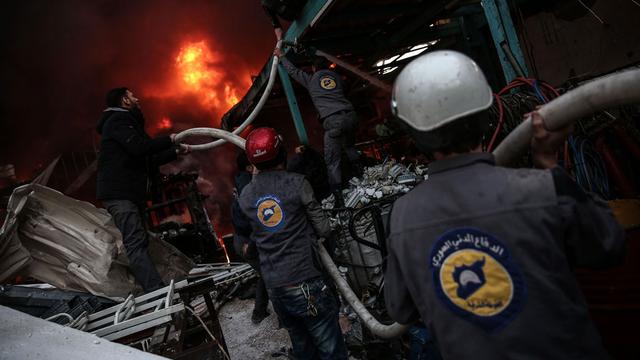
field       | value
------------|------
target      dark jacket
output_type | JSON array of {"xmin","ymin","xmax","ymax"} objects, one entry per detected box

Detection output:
[
  {"xmin": 280, "ymin": 57, "xmax": 354, "ymax": 119},
  {"xmin": 385, "ymin": 153, "xmax": 625, "ymax": 359},
  {"xmin": 231, "ymin": 171, "xmax": 254, "ymax": 257},
  {"xmin": 287, "ymin": 147, "xmax": 331, "ymax": 200},
  {"xmin": 96, "ymin": 107, "xmax": 177, "ymax": 203},
  {"xmin": 238, "ymin": 170, "xmax": 331, "ymax": 288}
]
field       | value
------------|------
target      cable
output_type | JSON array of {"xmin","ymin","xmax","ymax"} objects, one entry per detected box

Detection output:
[
  {"xmin": 577, "ymin": 0, "xmax": 605, "ymax": 24},
  {"xmin": 185, "ymin": 305, "xmax": 231, "ymax": 360},
  {"xmin": 487, "ymin": 94, "xmax": 504, "ymax": 152},
  {"xmin": 568, "ymin": 135, "xmax": 610, "ymax": 198}
]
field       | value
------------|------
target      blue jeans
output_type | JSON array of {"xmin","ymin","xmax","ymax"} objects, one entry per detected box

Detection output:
[
  {"xmin": 268, "ymin": 278, "xmax": 347, "ymax": 360},
  {"xmin": 409, "ymin": 325, "xmax": 442, "ymax": 360}
]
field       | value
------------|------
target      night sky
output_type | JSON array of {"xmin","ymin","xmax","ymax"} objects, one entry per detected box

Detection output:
[{"xmin": 0, "ymin": 0, "xmax": 277, "ymax": 231}]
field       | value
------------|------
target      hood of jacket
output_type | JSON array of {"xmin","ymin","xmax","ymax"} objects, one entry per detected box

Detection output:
[{"xmin": 96, "ymin": 107, "xmax": 129, "ymax": 134}]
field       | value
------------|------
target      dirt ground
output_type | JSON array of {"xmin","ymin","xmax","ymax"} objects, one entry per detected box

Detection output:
[{"xmin": 218, "ymin": 298, "xmax": 291, "ymax": 360}]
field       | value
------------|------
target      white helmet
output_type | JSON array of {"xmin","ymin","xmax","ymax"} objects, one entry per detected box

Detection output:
[{"xmin": 391, "ymin": 50, "xmax": 493, "ymax": 132}]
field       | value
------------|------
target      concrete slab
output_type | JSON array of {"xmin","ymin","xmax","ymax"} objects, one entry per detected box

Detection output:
[{"xmin": 0, "ymin": 305, "xmax": 166, "ymax": 360}]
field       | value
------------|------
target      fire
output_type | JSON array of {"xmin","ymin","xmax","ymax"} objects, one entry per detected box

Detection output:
[
  {"xmin": 175, "ymin": 41, "xmax": 243, "ymax": 112},
  {"xmin": 158, "ymin": 116, "xmax": 172, "ymax": 130}
]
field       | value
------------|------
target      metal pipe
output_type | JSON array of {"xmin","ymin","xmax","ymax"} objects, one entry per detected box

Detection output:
[
  {"xmin": 315, "ymin": 49, "xmax": 392, "ymax": 93},
  {"xmin": 317, "ymin": 243, "xmax": 409, "ymax": 339},
  {"xmin": 45, "ymin": 312, "xmax": 74, "ymax": 324},
  {"xmin": 500, "ymin": 41, "xmax": 525, "ymax": 79},
  {"xmin": 278, "ymin": 63, "xmax": 310, "ymax": 145},
  {"xmin": 493, "ymin": 69, "xmax": 640, "ymax": 166}
]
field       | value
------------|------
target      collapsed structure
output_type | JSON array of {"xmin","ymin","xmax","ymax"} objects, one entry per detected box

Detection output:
[{"xmin": 2, "ymin": 0, "xmax": 640, "ymax": 359}]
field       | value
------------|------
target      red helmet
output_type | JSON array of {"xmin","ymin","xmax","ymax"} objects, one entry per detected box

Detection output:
[{"xmin": 245, "ymin": 127, "xmax": 283, "ymax": 165}]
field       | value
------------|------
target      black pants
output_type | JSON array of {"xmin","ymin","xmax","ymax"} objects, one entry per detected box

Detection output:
[
  {"xmin": 233, "ymin": 235, "xmax": 269, "ymax": 315},
  {"xmin": 323, "ymin": 111, "xmax": 359, "ymax": 189},
  {"xmin": 104, "ymin": 200, "xmax": 163, "ymax": 292}
]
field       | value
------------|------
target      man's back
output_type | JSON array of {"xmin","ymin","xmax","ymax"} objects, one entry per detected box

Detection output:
[
  {"xmin": 238, "ymin": 170, "xmax": 322, "ymax": 288},
  {"xmin": 385, "ymin": 153, "xmax": 624, "ymax": 359}
]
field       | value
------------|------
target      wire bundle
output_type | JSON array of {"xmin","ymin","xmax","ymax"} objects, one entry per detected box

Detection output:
[
  {"xmin": 567, "ymin": 135, "xmax": 610, "ymax": 198},
  {"xmin": 486, "ymin": 77, "xmax": 613, "ymax": 198}
]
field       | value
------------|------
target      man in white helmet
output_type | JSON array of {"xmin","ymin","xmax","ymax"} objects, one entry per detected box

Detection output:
[{"xmin": 384, "ymin": 50, "xmax": 625, "ymax": 359}]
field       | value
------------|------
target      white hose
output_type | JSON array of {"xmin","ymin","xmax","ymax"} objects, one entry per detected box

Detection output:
[
  {"xmin": 177, "ymin": 127, "xmax": 246, "ymax": 151},
  {"xmin": 175, "ymin": 41, "xmax": 282, "ymax": 151},
  {"xmin": 318, "ymin": 243, "xmax": 409, "ymax": 339},
  {"xmin": 493, "ymin": 68, "xmax": 640, "ymax": 166}
]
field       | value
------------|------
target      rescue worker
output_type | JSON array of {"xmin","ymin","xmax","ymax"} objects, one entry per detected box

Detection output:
[
  {"xmin": 231, "ymin": 151, "xmax": 270, "ymax": 324},
  {"xmin": 97, "ymin": 87, "xmax": 189, "ymax": 292},
  {"xmin": 384, "ymin": 51, "xmax": 625, "ymax": 359},
  {"xmin": 237, "ymin": 127, "xmax": 347, "ymax": 359},
  {"xmin": 274, "ymin": 48, "xmax": 359, "ymax": 206}
]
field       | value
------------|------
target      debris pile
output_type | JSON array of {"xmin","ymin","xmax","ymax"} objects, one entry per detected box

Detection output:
[
  {"xmin": 0, "ymin": 184, "xmax": 194, "ymax": 299},
  {"xmin": 12, "ymin": 263, "xmax": 257, "ymax": 359},
  {"xmin": 322, "ymin": 161, "xmax": 427, "ymax": 210}
]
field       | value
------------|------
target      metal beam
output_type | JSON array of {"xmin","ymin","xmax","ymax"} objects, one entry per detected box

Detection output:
[
  {"xmin": 278, "ymin": 65, "xmax": 309, "ymax": 145},
  {"xmin": 481, "ymin": 0, "xmax": 529, "ymax": 82},
  {"xmin": 222, "ymin": 0, "xmax": 335, "ymax": 129}
]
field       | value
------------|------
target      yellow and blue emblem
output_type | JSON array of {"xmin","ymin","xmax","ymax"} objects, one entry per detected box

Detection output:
[
  {"xmin": 320, "ymin": 75, "xmax": 337, "ymax": 90},
  {"xmin": 430, "ymin": 227, "xmax": 526, "ymax": 331},
  {"xmin": 256, "ymin": 195, "xmax": 285, "ymax": 231}
]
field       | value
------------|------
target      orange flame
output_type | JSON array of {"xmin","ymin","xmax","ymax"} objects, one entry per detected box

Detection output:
[{"xmin": 175, "ymin": 41, "xmax": 242, "ymax": 111}]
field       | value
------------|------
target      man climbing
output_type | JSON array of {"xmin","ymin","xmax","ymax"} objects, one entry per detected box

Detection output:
[{"xmin": 274, "ymin": 48, "xmax": 359, "ymax": 206}]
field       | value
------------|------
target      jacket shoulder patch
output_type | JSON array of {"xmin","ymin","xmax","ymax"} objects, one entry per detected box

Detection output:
[
  {"xmin": 429, "ymin": 227, "xmax": 527, "ymax": 331},
  {"xmin": 319, "ymin": 75, "xmax": 336, "ymax": 90}
]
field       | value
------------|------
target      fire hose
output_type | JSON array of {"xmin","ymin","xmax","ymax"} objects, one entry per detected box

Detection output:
[{"xmin": 493, "ymin": 68, "xmax": 640, "ymax": 165}]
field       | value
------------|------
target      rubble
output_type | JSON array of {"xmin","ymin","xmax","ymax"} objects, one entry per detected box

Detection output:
[
  {"xmin": 319, "ymin": 160, "xmax": 426, "ymax": 298},
  {"xmin": 322, "ymin": 160, "xmax": 426, "ymax": 210},
  {"xmin": 0, "ymin": 184, "xmax": 195, "ymax": 299}
]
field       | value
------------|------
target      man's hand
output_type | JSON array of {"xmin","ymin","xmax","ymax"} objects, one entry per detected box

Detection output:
[
  {"xmin": 295, "ymin": 145, "xmax": 306, "ymax": 155},
  {"xmin": 242, "ymin": 243, "xmax": 249, "ymax": 258},
  {"xmin": 530, "ymin": 111, "xmax": 572, "ymax": 169},
  {"xmin": 170, "ymin": 133, "xmax": 177, "ymax": 143},
  {"xmin": 177, "ymin": 144, "xmax": 191, "ymax": 155}
]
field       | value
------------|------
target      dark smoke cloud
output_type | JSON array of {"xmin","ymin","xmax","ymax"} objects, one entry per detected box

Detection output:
[{"xmin": 0, "ymin": 0, "xmax": 275, "ymax": 231}]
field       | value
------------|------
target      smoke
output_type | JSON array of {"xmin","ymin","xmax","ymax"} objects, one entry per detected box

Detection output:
[{"xmin": 0, "ymin": 0, "xmax": 275, "ymax": 231}]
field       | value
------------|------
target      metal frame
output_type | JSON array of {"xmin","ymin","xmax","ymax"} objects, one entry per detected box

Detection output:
[
  {"xmin": 482, "ymin": 0, "xmax": 529, "ymax": 82},
  {"xmin": 278, "ymin": 64, "xmax": 309, "ymax": 145}
]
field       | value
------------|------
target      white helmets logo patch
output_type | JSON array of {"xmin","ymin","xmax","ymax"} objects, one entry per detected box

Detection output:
[{"xmin": 430, "ymin": 227, "xmax": 526, "ymax": 331}]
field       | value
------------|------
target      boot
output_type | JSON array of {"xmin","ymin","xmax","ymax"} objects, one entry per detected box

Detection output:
[{"xmin": 251, "ymin": 309, "xmax": 270, "ymax": 324}]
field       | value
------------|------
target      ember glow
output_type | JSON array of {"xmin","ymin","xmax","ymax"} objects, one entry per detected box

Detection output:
[
  {"xmin": 175, "ymin": 41, "xmax": 242, "ymax": 111},
  {"xmin": 158, "ymin": 116, "xmax": 173, "ymax": 130}
]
